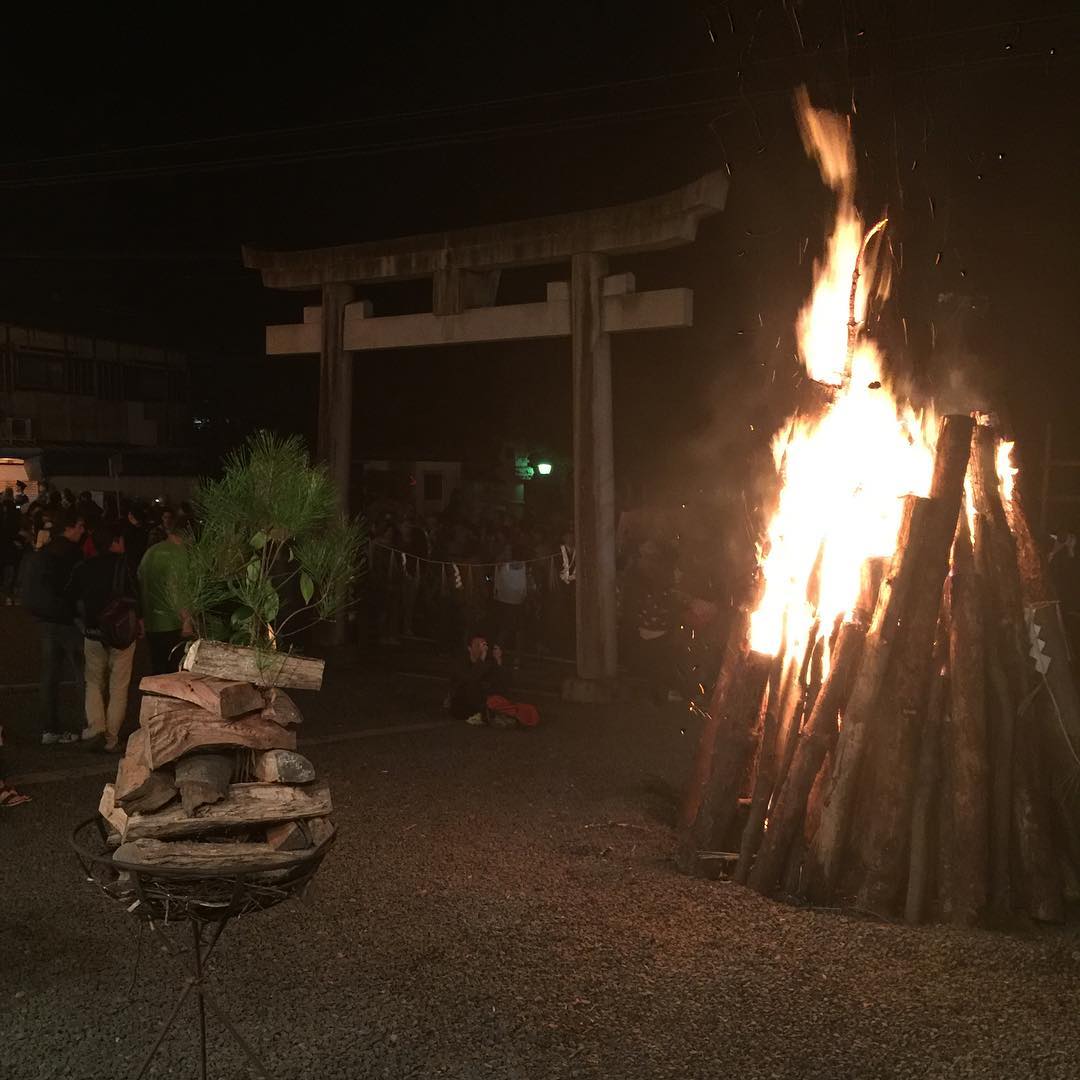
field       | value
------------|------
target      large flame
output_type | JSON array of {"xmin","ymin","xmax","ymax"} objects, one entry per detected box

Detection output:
[{"xmin": 749, "ymin": 92, "xmax": 936, "ymax": 666}]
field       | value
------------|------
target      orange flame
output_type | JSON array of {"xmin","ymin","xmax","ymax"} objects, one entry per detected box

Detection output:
[
  {"xmin": 750, "ymin": 92, "xmax": 936, "ymax": 666},
  {"xmin": 996, "ymin": 440, "xmax": 1017, "ymax": 505}
]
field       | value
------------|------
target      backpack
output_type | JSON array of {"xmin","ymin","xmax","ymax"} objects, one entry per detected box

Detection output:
[{"xmin": 95, "ymin": 558, "xmax": 139, "ymax": 649}]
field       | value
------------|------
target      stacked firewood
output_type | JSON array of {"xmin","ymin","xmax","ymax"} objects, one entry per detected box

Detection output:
[
  {"xmin": 680, "ymin": 414, "xmax": 1080, "ymax": 925},
  {"xmin": 98, "ymin": 641, "xmax": 334, "ymax": 872}
]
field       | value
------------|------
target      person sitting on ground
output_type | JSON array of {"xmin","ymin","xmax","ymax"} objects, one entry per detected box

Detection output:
[
  {"xmin": 68, "ymin": 521, "xmax": 141, "ymax": 753},
  {"xmin": 448, "ymin": 632, "xmax": 508, "ymax": 725},
  {"xmin": 0, "ymin": 723, "xmax": 31, "ymax": 807}
]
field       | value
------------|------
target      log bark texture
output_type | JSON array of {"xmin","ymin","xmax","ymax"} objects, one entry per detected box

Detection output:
[
  {"xmin": 940, "ymin": 521, "xmax": 990, "ymax": 925},
  {"xmin": 139, "ymin": 703, "xmax": 296, "ymax": 770},
  {"xmin": 263, "ymin": 690, "xmax": 303, "ymax": 727},
  {"xmin": 679, "ymin": 649, "xmax": 772, "ymax": 870},
  {"xmin": 804, "ymin": 494, "xmax": 927, "ymax": 901},
  {"xmin": 678, "ymin": 606, "xmax": 750, "ymax": 831},
  {"xmin": 266, "ymin": 820, "xmax": 310, "ymax": 851},
  {"xmin": 856, "ymin": 414, "xmax": 973, "ymax": 915},
  {"xmin": 251, "ymin": 749, "xmax": 316, "ymax": 784},
  {"xmin": 182, "ymin": 638, "xmax": 324, "ymax": 690},
  {"xmin": 748, "ymin": 620, "xmax": 865, "ymax": 896},
  {"xmin": 175, "ymin": 752, "xmax": 235, "ymax": 816},
  {"xmin": 115, "ymin": 757, "xmax": 178, "ymax": 814},
  {"xmin": 114, "ymin": 838, "xmax": 307, "ymax": 871},
  {"xmin": 119, "ymin": 781, "xmax": 332, "ymax": 841},
  {"xmin": 139, "ymin": 672, "xmax": 265, "ymax": 718}
]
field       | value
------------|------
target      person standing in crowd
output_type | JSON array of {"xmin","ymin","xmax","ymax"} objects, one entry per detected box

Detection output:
[
  {"xmin": 138, "ymin": 515, "xmax": 190, "ymax": 675},
  {"xmin": 1, "ymin": 490, "xmax": 22, "ymax": 605},
  {"xmin": 123, "ymin": 503, "xmax": 149, "ymax": 568},
  {"xmin": 13, "ymin": 480, "xmax": 29, "ymax": 509},
  {"xmin": 68, "ymin": 521, "xmax": 140, "ymax": 753},
  {"xmin": 492, "ymin": 538, "xmax": 528, "ymax": 668},
  {"xmin": 398, "ymin": 516, "xmax": 429, "ymax": 638},
  {"xmin": 21, "ymin": 508, "xmax": 86, "ymax": 745}
]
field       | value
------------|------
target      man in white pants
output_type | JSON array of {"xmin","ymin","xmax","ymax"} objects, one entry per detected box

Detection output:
[{"xmin": 67, "ymin": 521, "xmax": 140, "ymax": 752}]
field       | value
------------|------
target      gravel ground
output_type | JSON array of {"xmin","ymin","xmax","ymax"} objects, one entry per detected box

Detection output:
[{"xmin": 3, "ymin": 655, "xmax": 1080, "ymax": 1079}]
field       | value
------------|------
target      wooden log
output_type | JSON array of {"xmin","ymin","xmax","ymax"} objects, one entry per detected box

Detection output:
[
  {"xmin": 114, "ymin": 838, "xmax": 307, "ymax": 871},
  {"xmin": 748, "ymin": 620, "xmax": 865, "ymax": 896},
  {"xmin": 939, "ymin": 518, "xmax": 990, "ymax": 926},
  {"xmin": 678, "ymin": 648, "xmax": 772, "ymax": 871},
  {"xmin": 251, "ymin": 749, "xmax": 316, "ymax": 784},
  {"xmin": 905, "ymin": 633, "xmax": 948, "ymax": 925},
  {"xmin": 139, "ymin": 702, "xmax": 296, "ymax": 770},
  {"xmin": 182, "ymin": 638, "xmax": 324, "ymax": 691},
  {"xmin": 139, "ymin": 672, "xmax": 265, "ymax": 719},
  {"xmin": 115, "ymin": 757, "xmax": 178, "ymax": 814},
  {"xmin": 98, "ymin": 784, "xmax": 128, "ymax": 837},
  {"xmin": 124, "ymin": 728, "xmax": 149, "ymax": 767},
  {"xmin": 734, "ymin": 655, "xmax": 786, "ymax": 883},
  {"xmin": 304, "ymin": 816, "xmax": 336, "ymax": 849},
  {"xmin": 855, "ymin": 415, "xmax": 974, "ymax": 916},
  {"xmin": 678, "ymin": 605, "xmax": 750, "ymax": 831},
  {"xmin": 266, "ymin": 820, "xmax": 310, "ymax": 851},
  {"xmin": 1026, "ymin": 601, "xmax": 1080, "ymax": 839},
  {"xmin": 175, "ymin": 753, "xmax": 235, "ymax": 816},
  {"xmin": 1006, "ymin": 487, "xmax": 1054, "ymax": 604},
  {"xmin": 1012, "ymin": 727, "xmax": 1065, "ymax": 922},
  {"xmin": 985, "ymin": 635, "xmax": 1016, "ymax": 914},
  {"xmin": 120, "ymin": 781, "xmax": 333, "ymax": 841},
  {"xmin": 804, "ymin": 494, "xmax": 927, "ymax": 900},
  {"xmin": 263, "ymin": 690, "xmax": 303, "ymax": 727}
]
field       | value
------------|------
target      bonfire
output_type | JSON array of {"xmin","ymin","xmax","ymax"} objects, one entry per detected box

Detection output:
[{"xmin": 678, "ymin": 89, "xmax": 1080, "ymax": 926}]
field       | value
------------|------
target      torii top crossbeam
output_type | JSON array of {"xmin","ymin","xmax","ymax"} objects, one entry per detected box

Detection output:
[
  {"xmin": 243, "ymin": 170, "xmax": 727, "ymax": 694},
  {"xmin": 242, "ymin": 170, "xmax": 727, "ymax": 288}
]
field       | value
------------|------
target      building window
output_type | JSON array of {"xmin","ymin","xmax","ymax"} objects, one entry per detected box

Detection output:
[
  {"xmin": 14, "ymin": 351, "xmax": 66, "ymax": 392},
  {"xmin": 423, "ymin": 472, "xmax": 444, "ymax": 502}
]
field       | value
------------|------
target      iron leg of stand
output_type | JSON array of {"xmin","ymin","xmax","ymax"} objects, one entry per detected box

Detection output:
[
  {"xmin": 132, "ymin": 979, "xmax": 196, "ymax": 1079},
  {"xmin": 198, "ymin": 987, "xmax": 274, "ymax": 1080},
  {"xmin": 193, "ymin": 921, "xmax": 208, "ymax": 1080}
]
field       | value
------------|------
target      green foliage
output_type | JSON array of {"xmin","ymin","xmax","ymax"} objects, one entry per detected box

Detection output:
[{"xmin": 176, "ymin": 431, "xmax": 367, "ymax": 648}]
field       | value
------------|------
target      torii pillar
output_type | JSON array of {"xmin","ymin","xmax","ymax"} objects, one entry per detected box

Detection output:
[{"xmin": 243, "ymin": 169, "xmax": 727, "ymax": 690}]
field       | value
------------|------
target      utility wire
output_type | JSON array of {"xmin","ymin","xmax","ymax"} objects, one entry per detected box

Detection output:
[{"xmin": 0, "ymin": 9, "xmax": 1071, "ymax": 179}]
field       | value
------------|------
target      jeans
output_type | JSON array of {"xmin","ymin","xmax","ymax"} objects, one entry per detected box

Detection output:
[
  {"xmin": 84, "ymin": 638, "xmax": 136, "ymax": 748},
  {"xmin": 38, "ymin": 621, "xmax": 85, "ymax": 736}
]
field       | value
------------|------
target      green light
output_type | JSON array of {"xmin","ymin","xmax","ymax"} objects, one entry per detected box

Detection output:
[{"xmin": 536, "ymin": 461, "xmax": 552, "ymax": 476}]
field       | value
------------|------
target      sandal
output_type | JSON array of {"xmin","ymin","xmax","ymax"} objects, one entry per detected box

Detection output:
[{"xmin": 0, "ymin": 784, "xmax": 31, "ymax": 807}]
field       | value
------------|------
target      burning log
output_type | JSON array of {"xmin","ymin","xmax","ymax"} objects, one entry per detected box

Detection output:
[
  {"xmin": 856, "ymin": 415, "xmax": 973, "ymax": 916},
  {"xmin": 904, "ymin": 633, "xmax": 948, "ymax": 925},
  {"xmin": 678, "ymin": 606, "xmax": 751, "ymax": 832},
  {"xmin": 939, "ymin": 517, "xmax": 989, "ymax": 926},
  {"xmin": 747, "ymin": 619, "xmax": 866, "ymax": 896},
  {"xmin": 679, "ymin": 648, "xmax": 772, "ymax": 871},
  {"xmin": 803, "ymin": 494, "xmax": 927, "ymax": 901}
]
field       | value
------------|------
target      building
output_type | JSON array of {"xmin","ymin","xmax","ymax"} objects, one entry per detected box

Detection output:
[{"xmin": 0, "ymin": 322, "xmax": 196, "ymax": 502}]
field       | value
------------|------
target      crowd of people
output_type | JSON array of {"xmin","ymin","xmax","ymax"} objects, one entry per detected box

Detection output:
[{"xmin": 0, "ymin": 483, "xmax": 191, "ymax": 808}]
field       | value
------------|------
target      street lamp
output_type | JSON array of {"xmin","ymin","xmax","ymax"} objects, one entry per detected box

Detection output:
[{"xmin": 536, "ymin": 461, "xmax": 552, "ymax": 476}]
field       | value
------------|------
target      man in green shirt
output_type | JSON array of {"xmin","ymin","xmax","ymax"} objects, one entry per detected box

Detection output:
[{"xmin": 137, "ymin": 518, "xmax": 190, "ymax": 674}]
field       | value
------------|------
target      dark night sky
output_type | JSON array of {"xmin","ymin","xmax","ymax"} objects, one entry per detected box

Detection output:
[{"xmin": 0, "ymin": 2, "xmax": 1077, "ymax": 502}]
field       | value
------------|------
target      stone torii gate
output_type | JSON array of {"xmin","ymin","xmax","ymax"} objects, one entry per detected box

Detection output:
[{"xmin": 242, "ymin": 170, "xmax": 727, "ymax": 697}]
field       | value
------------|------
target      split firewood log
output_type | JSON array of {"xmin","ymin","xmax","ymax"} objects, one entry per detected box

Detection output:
[
  {"xmin": 118, "ymin": 781, "xmax": 332, "ymax": 842},
  {"xmin": 139, "ymin": 672, "xmax": 264, "ymax": 719},
  {"xmin": 175, "ymin": 753, "xmax": 235, "ymax": 816},
  {"xmin": 261, "ymin": 690, "xmax": 303, "ymax": 727},
  {"xmin": 115, "ymin": 757, "xmax": 178, "ymax": 814},
  {"xmin": 251, "ymin": 749, "xmax": 316, "ymax": 783},
  {"xmin": 114, "ymin": 838, "xmax": 307, "ymax": 871},
  {"xmin": 182, "ymin": 639, "xmax": 324, "ymax": 691},
  {"xmin": 266, "ymin": 820, "xmax": 309, "ymax": 851},
  {"xmin": 139, "ymin": 699, "xmax": 296, "ymax": 770}
]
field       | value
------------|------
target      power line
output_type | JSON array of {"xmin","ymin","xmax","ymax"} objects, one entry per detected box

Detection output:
[{"xmin": 0, "ymin": 8, "xmax": 1071, "ymax": 181}]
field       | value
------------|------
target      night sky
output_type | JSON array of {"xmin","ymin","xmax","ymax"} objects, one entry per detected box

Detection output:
[{"xmin": 1, "ymin": 2, "xmax": 1076, "ymax": 506}]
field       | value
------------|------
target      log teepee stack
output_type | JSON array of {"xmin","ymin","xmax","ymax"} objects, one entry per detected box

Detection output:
[{"xmin": 680, "ymin": 414, "xmax": 1080, "ymax": 925}]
